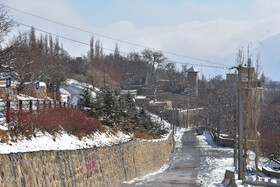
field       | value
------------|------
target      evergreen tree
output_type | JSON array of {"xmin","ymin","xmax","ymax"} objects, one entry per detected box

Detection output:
[
  {"xmin": 88, "ymin": 36, "xmax": 94, "ymax": 64},
  {"xmin": 78, "ymin": 88, "xmax": 93, "ymax": 109},
  {"xmin": 54, "ymin": 36, "xmax": 60, "ymax": 58},
  {"xmin": 100, "ymin": 44, "xmax": 104, "ymax": 60},
  {"xmin": 125, "ymin": 93, "xmax": 138, "ymax": 123},
  {"xmin": 44, "ymin": 34, "xmax": 48, "ymax": 54},
  {"xmin": 95, "ymin": 40, "xmax": 100, "ymax": 60},
  {"xmin": 139, "ymin": 109, "xmax": 153, "ymax": 131},
  {"xmin": 49, "ymin": 34, "xmax": 54, "ymax": 57},
  {"xmin": 116, "ymin": 97, "xmax": 129, "ymax": 121},
  {"xmin": 91, "ymin": 95, "xmax": 103, "ymax": 118},
  {"xmin": 102, "ymin": 89, "xmax": 117, "ymax": 118},
  {"xmin": 114, "ymin": 43, "xmax": 120, "ymax": 59},
  {"xmin": 38, "ymin": 34, "xmax": 43, "ymax": 53},
  {"xmin": 29, "ymin": 27, "xmax": 36, "ymax": 49}
]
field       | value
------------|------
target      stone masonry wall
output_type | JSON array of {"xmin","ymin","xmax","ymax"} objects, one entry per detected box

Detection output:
[{"xmin": 0, "ymin": 133, "xmax": 174, "ymax": 187}]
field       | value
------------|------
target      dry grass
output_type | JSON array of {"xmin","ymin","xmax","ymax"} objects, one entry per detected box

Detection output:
[
  {"xmin": 134, "ymin": 131, "xmax": 154, "ymax": 139},
  {"xmin": 0, "ymin": 130, "xmax": 9, "ymax": 143}
]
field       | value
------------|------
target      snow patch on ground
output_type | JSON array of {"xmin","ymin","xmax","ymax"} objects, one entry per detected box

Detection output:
[
  {"xmin": 17, "ymin": 94, "xmax": 44, "ymax": 100},
  {"xmin": 149, "ymin": 112, "xmax": 171, "ymax": 129},
  {"xmin": 264, "ymin": 160, "xmax": 280, "ymax": 173},
  {"xmin": 123, "ymin": 162, "xmax": 170, "ymax": 185},
  {"xmin": 196, "ymin": 132, "xmax": 280, "ymax": 186},
  {"xmin": 0, "ymin": 130, "xmax": 132, "ymax": 154},
  {"xmin": 123, "ymin": 127, "xmax": 187, "ymax": 185},
  {"xmin": 174, "ymin": 127, "xmax": 190, "ymax": 148},
  {"xmin": 64, "ymin": 79, "xmax": 93, "ymax": 89},
  {"xmin": 196, "ymin": 132, "xmax": 235, "ymax": 187}
]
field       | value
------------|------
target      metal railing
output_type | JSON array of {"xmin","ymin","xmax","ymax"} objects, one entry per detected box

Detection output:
[{"xmin": 0, "ymin": 100, "xmax": 77, "ymax": 123}]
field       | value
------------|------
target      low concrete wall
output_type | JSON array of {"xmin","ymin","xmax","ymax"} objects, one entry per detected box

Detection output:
[
  {"xmin": 0, "ymin": 133, "xmax": 174, "ymax": 187},
  {"xmin": 222, "ymin": 170, "xmax": 237, "ymax": 187},
  {"xmin": 262, "ymin": 167, "xmax": 280, "ymax": 179},
  {"xmin": 210, "ymin": 130, "xmax": 234, "ymax": 148}
]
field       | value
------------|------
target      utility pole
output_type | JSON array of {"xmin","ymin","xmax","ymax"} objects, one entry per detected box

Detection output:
[
  {"xmin": 233, "ymin": 94, "xmax": 238, "ymax": 172},
  {"xmin": 237, "ymin": 64, "xmax": 244, "ymax": 180},
  {"xmin": 103, "ymin": 60, "xmax": 106, "ymax": 90},
  {"xmin": 217, "ymin": 97, "xmax": 221, "ymax": 145},
  {"xmin": 186, "ymin": 92, "xmax": 189, "ymax": 128}
]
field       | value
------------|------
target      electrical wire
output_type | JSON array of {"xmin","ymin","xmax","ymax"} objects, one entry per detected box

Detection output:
[
  {"xmin": 14, "ymin": 21, "xmax": 129, "ymax": 55},
  {"xmin": 15, "ymin": 20, "xmax": 230, "ymax": 70},
  {"xmin": 7, "ymin": 5, "xmax": 231, "ymax": 67}
]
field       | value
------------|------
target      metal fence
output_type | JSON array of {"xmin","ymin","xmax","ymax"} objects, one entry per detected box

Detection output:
[{"xmin": 0, "ymin": 100, "xmax": 77, "ymax": 123}]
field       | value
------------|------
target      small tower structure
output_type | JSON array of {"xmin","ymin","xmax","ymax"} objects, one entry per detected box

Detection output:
[{"xmin": 187, "ymin": 66, "xmax": 199, "ymax": 96}]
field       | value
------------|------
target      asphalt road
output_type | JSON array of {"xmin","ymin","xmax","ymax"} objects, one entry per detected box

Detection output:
[{"xmin": 120, "ymin": 130, "xmax": 202, "ymax": 187}]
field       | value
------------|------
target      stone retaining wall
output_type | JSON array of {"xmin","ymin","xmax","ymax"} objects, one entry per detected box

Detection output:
[{"xmin": 0, "ymin": 132, "xmax": 174, "ymax": 187}]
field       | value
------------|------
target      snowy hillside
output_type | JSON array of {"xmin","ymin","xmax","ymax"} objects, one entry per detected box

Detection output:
[
  {"xmin": 0, "ymin": 114, "xmax": 171, "ymax": 154},
  {"xmin": 0, "ymin": 130, "xmax": 132, "ymax": 154}
]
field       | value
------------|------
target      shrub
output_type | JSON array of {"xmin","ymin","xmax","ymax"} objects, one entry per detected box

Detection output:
[
  {"xmin": 8, "ymin": 107, "xmax": 103, "ymax": 140},
  {"xmin": 259, "ymin": 128, "xmax": 280, "ymax": 159}
]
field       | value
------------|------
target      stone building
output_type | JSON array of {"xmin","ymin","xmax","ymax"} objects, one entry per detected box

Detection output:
[
  {"xmin": 0, "ymin": 79, "xmax": 17, "ymax": 100},
  {"xmin": 187, "ymin": 66, "xmax": 199, "ymax": 96},
  {"xmin": 21, "ymin": 82, "xmax": 48, "ymax": 99},
  {"xmin": 226, "ymin": 73, "xmax": 238, "ymax": 83},
  {"xmin": 226, "ymin": 66, "xmax": 265, "ymax": 104}
]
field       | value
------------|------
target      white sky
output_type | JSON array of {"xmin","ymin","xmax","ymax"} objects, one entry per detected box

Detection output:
[{"xmin": 2, "ymin": 0, "xmax": 280, "ymax": 75}]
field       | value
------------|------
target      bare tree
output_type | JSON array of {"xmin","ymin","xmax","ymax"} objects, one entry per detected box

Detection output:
[
  {"xmin": 0, "ymin": 4, "xmax": 14, "ymax": 44},
  {"xmin": 237, "ymin": 48, "xmax": 261, "ymax": 180},
  {"xmin": 142, "ymin": 49, "xmax": 167, "ymax": 98}
]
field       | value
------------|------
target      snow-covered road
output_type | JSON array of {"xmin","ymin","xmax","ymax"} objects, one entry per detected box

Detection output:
[
  {"xmin": 121, "ymin": 129, "xmax": 235, "ymax": 187},
  {"xmin": 121, "ymin": 129, "xmax": 202, "ymax": 186},
  {"xmin": 60, "ymin": 79, "xmax": 97, "ymax": 105}
]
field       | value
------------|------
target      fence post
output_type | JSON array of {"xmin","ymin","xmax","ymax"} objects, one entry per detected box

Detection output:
[
  {"xmin": 37, "ymin": 100, "xmax": 40, "ymax": 112},
  {"xmin": 29, "ymin": 100, "xmax": 32, "ymax": 113},
  {"xmin": 43, "ymin": 100, "xmax": 46, "ymax": 111},
  {"xmin": 19, "ymin": 100, "xmax": 23, "ymax": 113},
  {"xmin": 59, "ymin": 101, "xmax": 62, "ymax": 107},
  {"xmin": 63, "ymin": 102, "xmax": 66, "ymax": 108},
  {"xmin": 6, "ymin": 100, "xmax": 10, "ymax": 123},
  {"xmin": 49, "ymin": 100, "xmax": 51, "ymax": 109}
]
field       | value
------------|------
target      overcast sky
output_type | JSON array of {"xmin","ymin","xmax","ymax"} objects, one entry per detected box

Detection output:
[{"xmin": 2, "ymin": 0, "xmax": 280, "ymax": 72}]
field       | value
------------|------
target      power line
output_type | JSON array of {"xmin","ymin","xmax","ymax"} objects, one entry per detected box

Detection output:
[
  {"xmin": 7, "ymin": 5, "xmax": 231, "ymax": 67},
  {"xmin": 14, "ymin": 21, "xmax": 129, "ymax": 55},
  {"xmin": 15, "ymin": 20, "xmax": 229, "ymax": 70},
  {"xmin": 170, "ymin": 61, "xmax": 228, "ymax": 69}
]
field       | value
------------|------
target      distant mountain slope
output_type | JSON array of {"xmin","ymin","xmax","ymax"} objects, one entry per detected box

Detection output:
[
  {"xmin": 221, "ymin": 33, "xmax": 280, "ymax": 81},
  {"xmin": 253, "ymin": 33, "xmax": 280, "ymax": 81}
]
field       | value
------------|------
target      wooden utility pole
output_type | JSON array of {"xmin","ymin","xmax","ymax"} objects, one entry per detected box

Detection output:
[
  {"xmin": 103, "ymin": 61, "xmax": 106, "ymax": 90},
  {"xmin": 217, "ymin": 97, "xmax": 221, "ymax": 145},
  {"xmin": 233, "ymin": 94, "xmax": 238, "ymax": 172},
  {"xmin": 237, "ymin": 64, "xmax": 244, "ymax": 179},
  {"xmin": 186, "ymin": 92, "xmax": 190, "ymax": 128}
]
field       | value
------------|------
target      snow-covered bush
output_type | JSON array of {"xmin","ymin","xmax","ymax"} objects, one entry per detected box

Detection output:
[{"xmin": 8, "ymin": 107, "xmax": 103, "ymax": 140}]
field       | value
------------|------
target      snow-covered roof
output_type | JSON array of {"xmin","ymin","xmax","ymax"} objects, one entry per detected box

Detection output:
[
  {"xmin": 39, "ymin": 82, "xmax": 47, "ymax": 87},
  {"xmin": 135, "ymin": 95, "xmax": 147, "ymax": 99},
  {"xmin": 121, "ymin": 90, "xmax": 137, "ymax": 94},
  {"xmin": 187, "ymin": 66, "xmax": 199, "ymax": 73}
]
